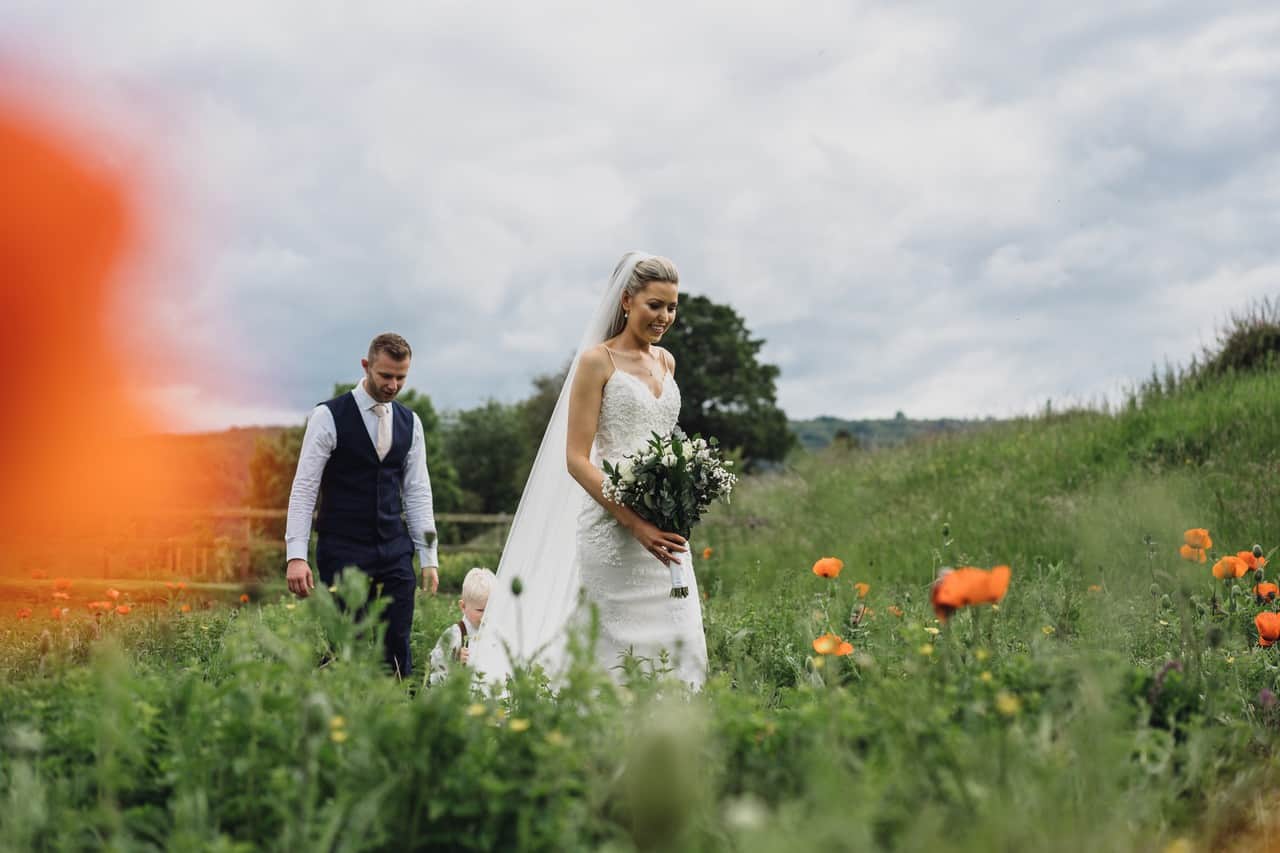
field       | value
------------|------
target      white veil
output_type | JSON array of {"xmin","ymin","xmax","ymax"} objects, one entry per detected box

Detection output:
[{"xmin": 468, "ymin": 251, "xmax": 653, "ymax": 687}]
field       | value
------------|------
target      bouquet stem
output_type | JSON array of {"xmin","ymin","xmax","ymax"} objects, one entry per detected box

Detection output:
[{"xmin": 669, "ymin": 549, "xmax": 690, "ymax": 598}]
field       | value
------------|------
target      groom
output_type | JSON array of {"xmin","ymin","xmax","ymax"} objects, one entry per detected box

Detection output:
[{"xmin": 284, "ymin": 332, "xmax": 440, "ymax": 677}]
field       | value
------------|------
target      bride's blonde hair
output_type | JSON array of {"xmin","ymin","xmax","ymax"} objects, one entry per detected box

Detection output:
[{"xmin": 607, "ymin": 253, "xmax": 679, "ymax": 338}]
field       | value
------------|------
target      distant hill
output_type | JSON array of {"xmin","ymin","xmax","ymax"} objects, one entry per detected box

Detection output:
[
  {"xmin": 127, "ymin": 427, "xmax": 289, "ymax": 507},
  {"xmin": 788, "ymin": 414, "xmax": 1000, "ymax": 451}
]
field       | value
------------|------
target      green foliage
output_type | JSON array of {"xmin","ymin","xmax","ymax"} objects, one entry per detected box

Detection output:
[
  {"xmin": 444, "ymin": 400, "xmax": 528, "ymax": 514},
  {"xmin": 661, "ymin": 294, "xmax": 794, "ymax": 468},
  {"xmin": 1195, "ymin": 296, "xmax": 1280, "ymax": 380},
  {"xmin": 247, "ymin": 426, "xmax": 305, "ymax": 537},
  {"xmin": 9, "ymin": 369, "xmax": 1280, "ymax": 849}
]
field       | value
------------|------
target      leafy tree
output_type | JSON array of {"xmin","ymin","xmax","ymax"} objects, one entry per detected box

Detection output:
[
  {"xmin": 660, "ymin": 293, "xmax": 794, "ymax": 467},
  {"xmin": 444, "ymin": 400, "xmax": 528, "ymax": 514},
  {"xmin": 513, "ymin": 362, "xmax": 570, "ymax": 484},
  {"xmin": 246, "ymin": 425, "xmax": 306, "ymax": 537}
]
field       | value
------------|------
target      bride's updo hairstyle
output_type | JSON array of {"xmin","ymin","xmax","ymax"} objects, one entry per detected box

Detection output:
[{"xmin": 606, "ymin": 252, "xmax": 679, "ymax": 338}]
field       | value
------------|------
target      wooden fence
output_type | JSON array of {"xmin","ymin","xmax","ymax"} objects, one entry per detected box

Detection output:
[{"xmin": 24, "ymin": 509, "xmax": 514, "ymax": 583}]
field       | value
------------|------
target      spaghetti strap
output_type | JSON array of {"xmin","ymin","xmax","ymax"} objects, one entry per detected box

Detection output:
[{"xmin": 602, "ymin": 346, "xmax": 618, "ymax": 369}]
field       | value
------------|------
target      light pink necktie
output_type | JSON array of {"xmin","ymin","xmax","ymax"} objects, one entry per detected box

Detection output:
[{"xmin": 372, "ymin": 403, "xmax": 391, "ymax": 460}]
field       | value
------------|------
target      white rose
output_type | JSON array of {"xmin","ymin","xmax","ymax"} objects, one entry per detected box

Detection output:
[
  {"xmin": 662, "ymin": 453, "xmax": 677, "ymax": 467},
  {"xmin": 618, "ymin": 459, "xmax": 637, "ymax": 483}
]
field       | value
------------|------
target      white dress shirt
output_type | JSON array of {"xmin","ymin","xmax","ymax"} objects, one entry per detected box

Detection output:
[{"xmin": 285, "ymin": 379, "xmax": 439, "ymax": 567}]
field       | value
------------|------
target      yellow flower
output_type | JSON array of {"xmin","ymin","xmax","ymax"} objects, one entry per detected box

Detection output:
[
  {"xmin": 1225, "ymin": 656, "xmax": 1235, "ymax": 665},
  {"xmin": 1157, "ymin": 619, "xmax": 1170, "ymax": 627},
  {"xmin": 924, "ymin": 626, "xmax": 940, "ymax": 636},
  {"xmin": 329, "ymin": 716, "xmax": 346, "ymax": 730},
  {"xmin": 918, "ymin": 643, "xmax": 934, "ymax": 657},
  {"xmin": 285, "ymin": 603, "xmax": 296, "ymax": 610},
  {"xmin": 995, "ymin": 691, "xmax": 1021, "ymax": 717},
  {"xmin": 1041, "ymin": 625, "xmax": 1055, "ymax": 636},
  {"xmin": 975, "ymin": 648, "xmax": 990, "ymax": 662},
  {"xmin": 509, "ymin": 718, "xmax": 531, "ymax": 733},
  {"xmin": 811, "ymin": 655, "xmax": 826, "ymax": 670},
  {"xmin": 545, "ymin": 730, "xmax": 566, "ymax": 747},
  {"xmin": 466, "ymin": 703, "xmax": 487, "ymax": 717},
  {"xmin": 980, "ymin": 671, "xmax": 993, "ymax": 683},
  {"xmin": 1163, "ymin": 839, "xmax": 1193, "ymax": 853},
  {"xmin": 330, "ymin": 730, "xmax": 349, "ymax": 744}
]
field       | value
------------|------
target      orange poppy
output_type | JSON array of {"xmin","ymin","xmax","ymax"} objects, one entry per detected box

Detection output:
[
  {"xmin": 1184, "ymin": 528, "xmax": 1212, "ymax": 550},
  {"xmin": 106, "ymin": 588, "xmax": 121, "ymax": 601},
  {"xmin": 1087, "ymin": 584, "xmax": 1103, "ymax": 593},
  {"xmin": 87, "ymin": 601, "xmax": 111, "ymax": 612},
  {"xmin": 16, "ymin": 607, "xmax": 32, "ymax": 619},
  {"xmin": 854, "ymin": 582, "xmax": 870, "ymax": 598},
  {"xmin": 50, "ymin": 606, "xmax": 67, "ymax": 620},
  {"xmin": 1254, "ymin": 583, "xmax": 1279, "ymax": 602},
  {"xmin": 1179, "ymin": 545, "xmax": 1206, "ymax": 563},
  {"xmin": 52, "ymin": 591, "xmax": 70, "ymax": 600},
  {"xmin": 931, "ymin": 565, "xmax": 1011, "ymax": 621},
  {"xmin": 812, "ymin": 557, "xmax": 844, "ymax": 579},
  {"xmin": 1237, "ymin": 551, "xmax": 1268, "ymax": 571},
  {"xmin": 176, "ymin": 582, "xmax": 187, "ymax": 591},
  {"xmin": 53, "ymin": 578, "xmax": 73, "ymax": 592},
  {"xmin": 1256, "ymin": 612, "xmax": 1280, "ymax": 648},
  {"xmin": 1212, "ymin": 556, "xmax": 1249, "ymax": 579},
  {"xmin": 239, "ymin": 593, "xmax": 250, "ymax": 604},
  {"xmin": 164, "ymin": 582, "xmax": 177, "ymax": 590},
  {"xmin": 115, "ymin": 605, "xmax": 131, "ymax": 616},
  {"xmin": 888, "ymin": 605, "xmax": 904, "ymax": 618},
  {"xmin": 702, "ymin": 547, "xmax": 713, "ymax": 560},
  {"xmin": 180, "ymin": 604, "xmax": 192, "ymax": 613},
  {"xmin": 812, "ymin": 632, "xmax": 854, "ymax": 656}
]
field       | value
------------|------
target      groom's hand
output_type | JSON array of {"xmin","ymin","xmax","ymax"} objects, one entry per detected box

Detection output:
[
  {"xmin": 420, "ymin": 566, "xmax": 439, "ymax": 595},
  {"xmin": 286, "ymin": 559, "xmax": 315, "ymax": 598}
]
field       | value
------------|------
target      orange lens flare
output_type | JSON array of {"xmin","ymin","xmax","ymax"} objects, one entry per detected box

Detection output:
[{"xmin": 0, "ymin": 94, "xmax": 199, "ymax": 578}]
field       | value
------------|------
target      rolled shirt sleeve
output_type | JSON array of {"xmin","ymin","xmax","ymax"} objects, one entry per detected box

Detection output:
[
  {"xmin": 284, "ymin": 405, "xmax": 337, "ymax": 563},
  {"xmin": 402, "ymin": 412, "xmax": 439, "ymax": 568}
]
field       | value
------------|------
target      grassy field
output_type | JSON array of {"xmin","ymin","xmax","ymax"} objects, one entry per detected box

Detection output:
[{"xmin": 2, "ymin": 368, "xmax": 1280, "ymax": 851}]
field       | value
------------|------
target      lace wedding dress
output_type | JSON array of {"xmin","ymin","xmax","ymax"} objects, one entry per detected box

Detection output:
[
  {"xmin": 575, "ymin": 365, "xmax": 708, "ymax": 688},
  {"xmin": 469, "ymin": 250, "xmax": 707, "ymax": 692}
]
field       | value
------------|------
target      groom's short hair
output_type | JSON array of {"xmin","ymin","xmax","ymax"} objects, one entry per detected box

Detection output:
[{"xmin": 368, "ymin": 332, "xmax": 412, "ymax": 363}]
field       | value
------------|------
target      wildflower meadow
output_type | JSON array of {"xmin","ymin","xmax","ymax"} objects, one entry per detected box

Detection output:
[{"xmin": 4, "ymin": 366, "xmax": 1280, "ymax": 851}]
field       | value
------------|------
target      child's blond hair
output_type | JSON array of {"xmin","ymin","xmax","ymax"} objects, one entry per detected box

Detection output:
[{"xmin": 460, "ymin": 567, "xmax": 496, "ymax": 606}]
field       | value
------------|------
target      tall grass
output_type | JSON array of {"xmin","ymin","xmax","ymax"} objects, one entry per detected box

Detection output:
[{"xmin": 3, "ymin": 368, "xmax": 1280, "ymax": 850}]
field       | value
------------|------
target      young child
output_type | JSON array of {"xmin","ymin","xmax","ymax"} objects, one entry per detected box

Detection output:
[{"xmin": 428, "ymin": 567, "xmax": 494, "ymax": 686}]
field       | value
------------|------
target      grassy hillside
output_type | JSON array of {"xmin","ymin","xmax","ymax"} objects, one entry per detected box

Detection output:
[{"xmin": 3, "ymin": 369, "xmax": 1279, "ymax": 850}]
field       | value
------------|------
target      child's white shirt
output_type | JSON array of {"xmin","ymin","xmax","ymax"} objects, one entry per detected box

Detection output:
[{"xmin": 428, "ymin": 615, "xmax": 479, "ymax": 686}]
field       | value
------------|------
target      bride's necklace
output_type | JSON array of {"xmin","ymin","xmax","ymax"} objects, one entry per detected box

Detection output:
[{"xmin": 609, "ymin": 346, "xmax": 661, "ymax": 378}]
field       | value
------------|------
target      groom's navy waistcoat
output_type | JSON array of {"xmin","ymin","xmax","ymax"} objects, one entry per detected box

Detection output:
[{"xmin": 315, "ymin": 392, "xmax": 413, "ymax": 544}]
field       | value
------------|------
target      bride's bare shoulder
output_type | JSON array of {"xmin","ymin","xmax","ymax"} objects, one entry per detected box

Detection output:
[{"xmin": 576, "ymin": 344, "xmax": 614, "ymax": 379}]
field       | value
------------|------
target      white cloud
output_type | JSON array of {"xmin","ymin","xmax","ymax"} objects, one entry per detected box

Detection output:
[{"xmin": 4, "ymin": 0, "xmax": 1279, "ymax": 427}]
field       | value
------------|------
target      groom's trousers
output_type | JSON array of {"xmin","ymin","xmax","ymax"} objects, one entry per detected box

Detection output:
[{"xmin": 315, "ymin": 533, "xmax": 416, "ymax": 677}]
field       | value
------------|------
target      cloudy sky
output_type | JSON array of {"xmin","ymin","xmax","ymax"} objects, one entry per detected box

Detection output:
[{"xmin": 4, "ymin": 1, "xmax": 1279, "ymax": 429}]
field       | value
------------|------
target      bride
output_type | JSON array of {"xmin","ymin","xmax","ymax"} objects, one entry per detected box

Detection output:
[{"xmin": 468, "ymin": 251, "xmax": 708, "ymax": 689}]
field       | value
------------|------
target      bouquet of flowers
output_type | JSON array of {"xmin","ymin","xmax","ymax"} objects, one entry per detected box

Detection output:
[{"xmin": 601, "ymin": 428, "xmax": 738, "ymax": 597}]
